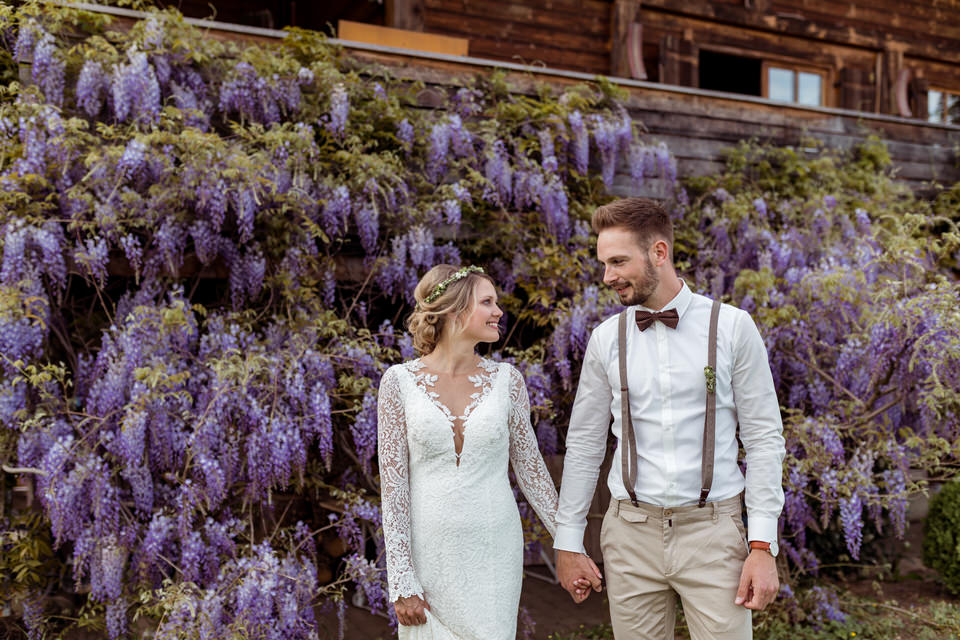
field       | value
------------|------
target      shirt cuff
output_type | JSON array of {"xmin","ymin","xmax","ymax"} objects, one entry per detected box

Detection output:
[
  {"xmin": 552, "ymin": 524, "xmax": 587, "ymax": 554},
  {"xmin": 746, "ymin": 515, "xmax": 779, "ymax": 543}
]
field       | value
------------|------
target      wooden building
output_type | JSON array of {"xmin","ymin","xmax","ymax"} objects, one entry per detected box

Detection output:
[
  {"xmin": 164, "ymin": 0, "xmax": 960, "ymax": 124},
  {"xmin": 146, "ymin": 0, "xmax": 960, "ymax": 190}
]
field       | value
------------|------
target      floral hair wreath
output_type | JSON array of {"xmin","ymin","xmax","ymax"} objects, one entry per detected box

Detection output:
[{"xmin": 422, "ymin": 266, "xmax": 485, "ymax": 305}]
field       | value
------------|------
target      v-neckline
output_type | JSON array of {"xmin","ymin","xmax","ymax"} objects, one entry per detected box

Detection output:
[{"xmin": 405, "ymin": 358, "xmax": 501, "ymax": 466}]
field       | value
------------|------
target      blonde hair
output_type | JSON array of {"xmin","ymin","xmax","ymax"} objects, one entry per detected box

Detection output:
[{"xmin": 406, "ymin": 264, "xmax": 495, "ymax": 355}]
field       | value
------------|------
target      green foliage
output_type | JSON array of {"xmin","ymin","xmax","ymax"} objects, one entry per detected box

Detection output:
[{"xmin": 924, "ymin": 481, "xmax": 960, "ymax": 595}]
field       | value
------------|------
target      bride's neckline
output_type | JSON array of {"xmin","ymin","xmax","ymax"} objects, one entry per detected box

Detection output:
[{"xmin": 413, "ymin": 355, "xmax": 490, "ymax": 378}]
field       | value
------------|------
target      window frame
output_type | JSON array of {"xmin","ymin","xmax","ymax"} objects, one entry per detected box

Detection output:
[
  {"xmin": 927, "ymin": 87, "xmax": 960, "ymax": 124},
  {"xmin": 761, "ymin": 61, "xmax": 829, "ymax": 107}
]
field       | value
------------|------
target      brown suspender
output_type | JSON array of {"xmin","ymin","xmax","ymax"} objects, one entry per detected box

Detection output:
[
  {"xmin": 700, "ymin": 299, "xmax": 721, "ymax": 507},
  {"xmin": 618, "ymin": 310, "xmax": 640, "ymax": 507},
  {"xmin": 618, "ymin": 299, "xmax": 722, "ymax": 509}
]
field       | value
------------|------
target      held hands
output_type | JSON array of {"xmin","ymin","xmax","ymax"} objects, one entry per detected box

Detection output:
[
  {"xmin": 735, "ymin": 549, "xmax": 779, "ymax": 610},
  {"xmin": 556, "ymin": 550, "xmax": 603, "ymax": 603},
  {"xmin": 394, "ymin": 594, "xmax": 430, "ymax": 626}
]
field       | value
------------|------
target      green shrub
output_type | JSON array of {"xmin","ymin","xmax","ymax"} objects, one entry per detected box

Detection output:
[{"xmin": 923, "ymin": 480, "xmax": 960, "ymax": 595}]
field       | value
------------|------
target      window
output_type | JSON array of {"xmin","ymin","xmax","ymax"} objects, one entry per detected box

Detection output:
[
  {"xmin": 763, "ymin": 64, "xmax": 824, "ymax": 107},
  {"xmin": 695, "ymin": 50, "xmax": 827, "ymax": 107},
  {"xmin": 699, "ymin": 50, "xmax": 762, "ymax": 96},
  {"xmin": 928, "ymin": 89, "xmax": 960, "ymax": 124}
]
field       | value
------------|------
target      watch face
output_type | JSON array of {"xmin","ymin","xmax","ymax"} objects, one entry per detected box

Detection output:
[{"xmin": 769, "ymin": 540, "xmax": 779, "ymax": 557}]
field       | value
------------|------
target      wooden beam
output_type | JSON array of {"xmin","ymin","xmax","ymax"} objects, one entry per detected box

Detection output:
[
  {"xmin": 386, "ymin": 0, "xmax": 424, "ymax": 32},
  {"xmin": 611, "ymin": 0, "xmax": 640, "ymax": 78},
  {"xmin": 338, "ymin": 20, "xmax": 468, "ymax": 56}
]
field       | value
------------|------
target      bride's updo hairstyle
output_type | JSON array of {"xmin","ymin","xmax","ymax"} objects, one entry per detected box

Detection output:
[{"xmin": 407, "ymin": 264, "xmax": 495, "ymax": 355}]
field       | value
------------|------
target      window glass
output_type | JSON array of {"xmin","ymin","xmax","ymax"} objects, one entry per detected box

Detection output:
[
  {"xmin": 946, "ymin": 92, "xmax": 959, "ymax": 124},
  {"xmin": 928, "ymin": 90, "xmax": 943, "ymax": 122},
  {"xmin": 797, "ymin": 72, "xmax": 822, "ymax": 106},
  {"xmin": 768, "ymin": 67, "xmax": 795, "ymax": 102}
]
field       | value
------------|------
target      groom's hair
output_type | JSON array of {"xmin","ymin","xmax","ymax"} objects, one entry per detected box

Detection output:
[{"xmin": 591, "ymin": 197, "xmax": 674, "ymax": 254}]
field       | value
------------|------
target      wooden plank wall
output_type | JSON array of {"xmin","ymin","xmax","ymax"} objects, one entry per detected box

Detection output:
[
  {"xmin": 351, "ymin": 48, "xmax": 960, "ymax": 194},
  {"xmin": 638, "ymin": 0, "xmax": 960, "ymax": 115},
  {"xmin": 415, "ymin": 1, "xmax": 960, "ymax": 118},
  {"xmin": 421, "ymin": 0, "xmax": 611, "ymax": 74}
]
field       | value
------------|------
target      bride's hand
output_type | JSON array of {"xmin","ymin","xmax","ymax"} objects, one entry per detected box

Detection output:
[{"xmin": 395, "ymin": 594, "xmax": 430, "ymax": 626}]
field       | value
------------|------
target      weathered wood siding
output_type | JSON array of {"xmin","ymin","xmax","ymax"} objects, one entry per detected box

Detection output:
[
  {"xmin": 351, "ymin": 47, "xmax": 960, "ymax": 193},
  {"xmin": 633, "ymin": 0, "xmax": 960, "ymax": 115},
  {"xmin": 413, "ymin": 0, "xmax": 960, "ymax": 118},
  {"xmin": 421, "ymin": 0, "xmax": 611, "ymax": 74}
]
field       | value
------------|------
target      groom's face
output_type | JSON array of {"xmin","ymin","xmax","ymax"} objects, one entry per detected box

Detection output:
[{"xmin": 597, "ymin": 227, "xmax": 659, "ymax": 306}]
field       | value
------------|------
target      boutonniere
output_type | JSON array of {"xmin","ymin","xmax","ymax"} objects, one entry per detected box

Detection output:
[{"xmin": 704, "ymin": 365, "xmax": 716, "ymax": 394}]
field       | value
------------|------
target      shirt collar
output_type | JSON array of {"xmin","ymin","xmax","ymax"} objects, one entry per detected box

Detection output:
[{"xmin": 638, "ymin": 279, "xmax": 693, "ymax": 319}]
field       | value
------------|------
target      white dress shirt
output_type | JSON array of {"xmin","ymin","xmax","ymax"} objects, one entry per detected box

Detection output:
[{"xmin": 554, "ymin": 281, "xmax": 785, "ymax": 553}]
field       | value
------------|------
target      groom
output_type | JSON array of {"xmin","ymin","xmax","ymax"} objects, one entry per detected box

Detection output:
[{"xmin": 555, "ymin": 198, "xmax": 785, "ymax": 638}]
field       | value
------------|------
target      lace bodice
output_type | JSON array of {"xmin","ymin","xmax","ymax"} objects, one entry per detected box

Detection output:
[{"xmin": 377, "ymin": 359, "xmax": 559, "ymax": 606}]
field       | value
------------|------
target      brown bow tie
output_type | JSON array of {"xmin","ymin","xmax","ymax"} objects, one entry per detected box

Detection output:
[{"xmin": 635, "ymin": 308, "xmax": 680, "ymax": 331}]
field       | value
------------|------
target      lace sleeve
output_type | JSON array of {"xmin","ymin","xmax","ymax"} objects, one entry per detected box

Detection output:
[
  {"xmin": 377, "ymin": 366, "xmax": 424, "ymax": 602},
  {"xmin": 506, "ymin": 365, "xmax": 559, "ymax": 539}
]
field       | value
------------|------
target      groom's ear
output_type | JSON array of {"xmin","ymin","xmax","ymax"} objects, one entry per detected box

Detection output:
[{"xmin": 650, "ymin": 238, "xmax": 671, "ymax": 266}]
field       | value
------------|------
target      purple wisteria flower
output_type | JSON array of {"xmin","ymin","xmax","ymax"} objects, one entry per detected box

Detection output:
[
  {"xmin": 73, "ymin": 236, "xmax": 110, "ymax": 287},
  {"xmin": 753, "ymin": 197, "xmax": 768, "ymax": 218},
  {"xmin": 326, "ymin": 84, "xmax": 349, "ymax": 138},
  {"xmin": 591, "ymin": 114, "xmax": 618, "ymax": 188},
  {"xmin": 538, "ymin": 174, "xmax": 570, "ymax": 242},
  {"xmin": 484, "ymin": 140, "xmax": 512, "ymax": 206},
  {"xmin": 568, "ymin": 110, "xmax": 589, "ymax": 175},
  {"xmin": 32, "ymin": 33, "xmax": 65, "ymax": 106},
  {"xmin": 14, "ymin": 21, "xmax": 38, "ymax": 62},
  {"xmin": 427, "ymin": 119, "xmax": 451, "ymax": 183},
  {"xmin": 628, "ymin": 144, "xmax": 646, "ymax": 190},
  {"xmin": 76, "ymin": 60, "xmax": 108, "ymax": 117},
  {"xmin": 297, "ymin": 66, "xmax": 315, "ymax": 86},
  {"xmin": 112, "ymin": 50, "xmax": 161, "ymax": 122},
  {"xmin": 397, "ymin": 118, "xmax": 414, "ymax": 151},
  {"xmin": 448, "ymin": 114, "xmax": 474, "ymax": 159},
  {"xmin": 356, "ymin": 181, "xmax": 380, "ymax": 254},
  {"xmin": 655, "ymin": 143, "xmax": 676, "ymax": 185},
  {"xmin": 539, "ymin": 127, "xmax": 558, "ymax": 173},
  {"xmin": 321, "ymin": 185, "xmax": 352, "ymax": 239},
  {"xmin": 451, "ymin": 87, "xmax": 483, "ymax": 117}
]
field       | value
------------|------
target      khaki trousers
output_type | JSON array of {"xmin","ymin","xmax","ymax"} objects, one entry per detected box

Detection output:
[{"xmin": 600, "ymin": 495, "xmax": 751, "ymax": 640}]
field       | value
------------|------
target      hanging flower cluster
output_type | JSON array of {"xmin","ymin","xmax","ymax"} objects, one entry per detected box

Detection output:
[{"xmin": 679, "ymin": 140, "xmax": 960, "ymax": 605}]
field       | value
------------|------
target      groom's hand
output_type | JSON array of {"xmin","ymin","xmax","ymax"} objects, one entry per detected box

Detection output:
[
  {"xmin": 394, "ymin": 594, "xmax": 430, "ymax": 625},
  {"xmin": 557, "ymin": 550, "xmax": 603, "ymax": 603},
  {"xmin": 734, "ymin": 550, "xmax": 779, "ymax": 610}
]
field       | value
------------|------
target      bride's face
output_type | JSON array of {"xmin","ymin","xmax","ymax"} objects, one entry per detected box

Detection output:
[{"xmin": 459, "ymin": 280, "xmax": 503, "ymax": 344}]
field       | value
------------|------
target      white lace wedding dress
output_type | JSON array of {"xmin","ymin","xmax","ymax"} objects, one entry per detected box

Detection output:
[{"xmin": 377, "ymin": 358, "xmax": 559, "ymax": 640}]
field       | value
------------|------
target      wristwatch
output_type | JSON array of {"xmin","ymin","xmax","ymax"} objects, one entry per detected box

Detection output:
[{"xmin": 749, "ymin": 540, "xmax": 779, "ymax": 557}]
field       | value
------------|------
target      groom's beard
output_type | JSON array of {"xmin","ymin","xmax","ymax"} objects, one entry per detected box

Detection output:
[{"xmin": 616, "ymin": 256, "xmax": 659, "ymax": 306}]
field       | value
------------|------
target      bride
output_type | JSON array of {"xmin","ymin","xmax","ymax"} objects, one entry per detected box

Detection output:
[{"xmin": 377, "ymin": 265, "xmax": 598, "ymax": 639}]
